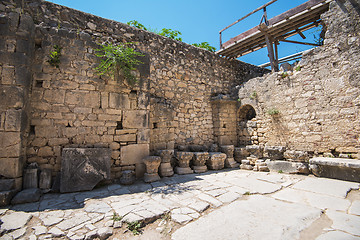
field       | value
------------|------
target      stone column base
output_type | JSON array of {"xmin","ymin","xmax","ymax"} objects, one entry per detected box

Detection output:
[
  {"xmin": 225, "ymin": 158, "xmax": 240, "ymax": 168},
  {"xmin": 144, "ymin": 173, "xmax": 161, "ymax": 183},
  {"xmin": 175, "ymin": 167, "xmax": 193, "ymax": 175},
  {"xmin": 193, "ymin": 165, "xmax": 207, "ymax": 173},
  {"xmin": 159, "ymin": 163, "xmax": 174, "ymax": 177}
]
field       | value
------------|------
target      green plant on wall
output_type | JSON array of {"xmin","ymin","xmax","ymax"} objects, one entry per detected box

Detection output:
[
  {"xmin": 47, "ymin": 45, "xmax": 62, "ymax": 68},
  {"xmin": 127, "ymin": 20, "xmax": 148, "ymax": 31},
  {"xmin": 267, "ymin": 108, "xmax": 280, "ymax": 116},
  {"xmin": 192, "ymin": 42, "xmax": 216, "ymax": 52},
  {"xmin": 158, "ymin": 28, "xmax": 183, "ymax": 41},
  {"xmin": 249, "ymin": 91, "xmax": 257, "ymax": 100},
  {"xmin": 94, "ymin": 43, "xmax": 144, "ymax": 85}
]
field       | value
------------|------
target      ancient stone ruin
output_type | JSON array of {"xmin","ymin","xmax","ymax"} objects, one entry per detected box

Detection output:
[{"xmin": 0, "ymin": 0, "xmax": 359, "ymax": 206}]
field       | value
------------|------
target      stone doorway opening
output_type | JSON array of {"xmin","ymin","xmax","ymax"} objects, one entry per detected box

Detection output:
[{"xmin": 237, "ymin": 104, "xmax": 257, "ymax": 146}]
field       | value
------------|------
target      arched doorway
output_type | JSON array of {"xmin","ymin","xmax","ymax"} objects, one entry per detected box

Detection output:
[{"xmin": 237, "ymin": 105, "xmax": 257, "ymax": 146}]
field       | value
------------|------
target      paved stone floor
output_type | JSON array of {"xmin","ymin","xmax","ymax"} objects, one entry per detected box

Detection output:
[{"xmin": 0, "ymin": 169, "xmax": 360, "ymax": 239}]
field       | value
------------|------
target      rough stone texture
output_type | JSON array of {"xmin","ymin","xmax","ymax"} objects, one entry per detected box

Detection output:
[
  {"xmin": 0, "ymin": 190, "xmax": 16, "ymax": 206},
  {"xmin": 39, "ymin": 168, "xmax": 52, "ymax": 189},
  {"xmin": 207, "ymin": 152, "xmax": 226, "ymax": 170},
  {"xmin": 60, "ymin": 148, "xmax": 111, "ymax": 193},
  {"xmin": 172, "ymin": 195, "xmax": 321, "ymax": 240},
  {"xmin": 284, "ymin": 150, "xmax": 309, "ymax": 162},
  {"xmin": 237, "ymin": 1, "xmax": 360, "ymax": 155},
  {"xmin": 264, "ymin": 146, "xmax": 286, "ymax": 160},
  {"xmin": 0, "ymin": 179, "xmax": 15, "ymax": 191},
  {"xmin": 266, "ymin": 160, "xmax": 309, "ymax": 174},
  {"xmin": 246, "ymin": 145, "xmax": 263, "ymax": 159},
  {"xmin": 0, "ymin": 212, "xmax": 32, "ymax": 231},
  {"xmin": 143, "ymin": 156, "xmax": 161, "ymax": 183},
  {"xmin": 11, "ymin": 188, "xmax": 42, "ymax": 204},
  {"xmin": 192, "ymin": 152, "xmax": 209, "ymax": 173},
  {"xmin": 234, "ymin": 147, "xmax": 250, "ymax": 162},
  {"xmin": 309, "ymin": 157, "xmax": 360, "ymax": 182},
  {"xmin": 23, "ymin": 168, "xmax": 38, "ymax": 189}
]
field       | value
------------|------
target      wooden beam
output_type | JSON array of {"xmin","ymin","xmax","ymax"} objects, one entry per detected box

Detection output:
[
  {"xmin": 219, "ymin": 0, "xmax": 278, "ymax": 33},
  {"xmin": 296, "ymin": 29, "xmax": 307, "ymax": 39},
  {"xmin": 279, "ymin": 39, "xmax": 321, "ymax": 46}
]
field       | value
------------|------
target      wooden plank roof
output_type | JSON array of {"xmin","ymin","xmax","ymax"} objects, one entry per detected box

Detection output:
[{"xmin": 217, "ymin": 0, "xmax": 331, "ymax": 59}]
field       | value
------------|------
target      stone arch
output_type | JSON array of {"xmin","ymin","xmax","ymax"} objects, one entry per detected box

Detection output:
[{"xmin": 237, "ymin": 104, "xmax": 257, "ymax": 146}]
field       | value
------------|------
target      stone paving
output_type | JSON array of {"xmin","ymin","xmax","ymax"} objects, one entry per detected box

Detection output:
[{"xmin": 0, "ymin": 169, "xmax": 359, "ymax": 239}]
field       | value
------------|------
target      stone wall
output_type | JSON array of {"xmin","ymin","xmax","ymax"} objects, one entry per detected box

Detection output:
[
  {"xmin": 0, "ymin": 0, "xmax": 267, "ymax": 181},
  {"xmin": 0, "ymin": 11, "xmax": 35, "ymax": 188},
  {"xmin": 238, "ymin": 1, "xmax": 360, "ymax": 157}
]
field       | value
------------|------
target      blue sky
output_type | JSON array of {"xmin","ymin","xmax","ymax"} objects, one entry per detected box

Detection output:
[{"xmin": 49, "ymin": 0, "xmax": 319, "ymax": 66}]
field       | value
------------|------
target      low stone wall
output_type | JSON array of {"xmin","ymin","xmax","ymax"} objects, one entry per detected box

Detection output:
[{"xmin": 237, "ymin": 1, "xmax": 360, "ymax": 157}]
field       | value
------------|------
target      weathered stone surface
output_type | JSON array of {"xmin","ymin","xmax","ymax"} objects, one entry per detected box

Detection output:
[
  {"xmin": 220, "ymin": 145, "xmax": 234, "ymax": 158},
  {"xmin": 60, "ymin": 148, "xmax": 111, "ymax": 193},
  {"xmin": 327, "ymin": 210, "xmax": 360, "ymax": 236},
  {"xmin": 292, "ymin": 177, "xmax": 359, "ymax": 198},
  {"xmin": 284, "ymin": 150, "xmax": 309, "ymax": 162},
  {"xmin": 315, "ymin": 231, "xmax": 360, "ymax": 240},
  {"xmin": 266, "ymin": 160, "xmax": 309, "ymax": 174},
  {"xmin": 349, "ymin": 201, "xmax": 360, "ymax": 216},
  {"xmin": 123, "ymin": 110, "xmax": 149, "ymax": 128},
  {"xmin": 224, "ymin": 158, "xmax": 239, "ymax": 168},
  {"xmin": 159, "ymin": 162, "xmax": 174, "ymax": 177},
  {"xmin": 193, "ymin": 165, "xmax": 207, "ymax": 173},
  {"xmin": 143, "ymin": 156, "xmax": 161, "ymax": 182},
  {"xmin": 264, "ymin": 146, "xmax": 286, "ymax": 160},
  {"xmin": 234, "ymin": 147, "xmax": 249, "ymax": 162},
  {"xmin": 272, "ymin": 188, "xmax": 351, "ymax": 212},
  {"xmin": 156, "ymin": 149, "xmax": 174, "ymax": 163},
  {"xmin": 0, "ymin": 179, "xmax": 15, "ymax": 191},
  {"xmin": 0, "ymin": 190, "xmax": 16, "ymax": 206},
  {"xmin": 175, "ymin": 167, "xmax": 194, "ymax": 175},
  {"xmin": 193, "ymin": 152, "xmax": 209, "ymax": 167},
  {"xmin": 207, "ymin": 153, "xmax": 226, "ymax": 170},
  {"xmin": 23, "ymin": 168, "xmax": 38, "ymax": 189},
  {"xmin": 120, "ymin": 144, "xmax": 149, "ymax": 165},
  {"xmin": 39, "ymin": 168, "xmax": 52, "ymax": 189},
  {"xmin": 11, "ymin": 188, "xmax": 42, "ymax": 205},
  {"xmin": 172, "ymin": 195, "xmax": 321, "ymax": 240},
  {"xmin": 0, "ymin": 212, "xmax": 32, "ymax": 231},
  {"xmin": 246, "ymin": 145, "xmax": 263, "ymax": 159},
  {"xmin": 119, "ymin": 170, "xmax": 136, "ymax": 185},
  {"xmin": 0, "ymin": 157, "xmax": 23, "ymax": 178},
  {"xmin": 175, "ymin": 152, "xmax": 194, "ymax": 168},
  {"xmin": 309, "ymin": 157, "xmax": 360, "ymax": 182},
  {"xmin": 97, "ymin": 227, "xmax": 113, "ymax": 240}
]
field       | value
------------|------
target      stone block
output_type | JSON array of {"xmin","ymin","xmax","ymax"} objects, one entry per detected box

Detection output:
[
  {"xmin": 120, "ymin": 144, "xmax": 149, "ymax": 165},
  {"xmin": 0, "ymin": 158, "xmax": 24, "ymax": 178},
  {"xmin": 264, "ymin": 146, "xmax": 286, "ymax": 160},
  {"xmin": 39, "ymin": 168, "xmax": 52, "ymax": 190},
  {"xmin": 120, "ymin": 170, "xmax": 135, "ymax": 185},
  {"xmin": 65, "ymin": 91, "xmax": 100, "ymax": 108},
  {"xmin": 11, "ymin": 188, "xmax": 42, "ymax": 205},
  {"xmin": 4, "ymin": 109, "xmax": 22, "ymax": 131},
  {"xmin": 159, "ymin": 162, "xmax": 174, "ymax": 177},
  {"xmin": 175, "ymin": 167, "xmax": 194, "ymax": 175},
  {"xmin": 123, "ymin": 110, "xmax": 149, "ymax": 129},
  {"xmin": 234, "ymin": 147, "xmax": 250, "ymax": 162},
  {"xmin": 60, "ymin": 148, "xmax": 111, "ymax": 193},
  {"xmin": 0, "ymin": 86, "xmax": 24, "ymax": 110},
  {"xmin": 0, "ymin": 190, "xmax": 16, "ymax": 207},
  {"xmin": 109, "ymin": 93, "xmax": 130, "ymax": 109},
  {"xmin": 284, "ymin": 150, "xmax": 309, "ymax": 162},
  {"xmin": 114, "ymin": 134, "xmax": 136, "ymax": 142},
  {"xmin": 246, "ymin": 145, "xmax": 263, "ymax": 159},
  {"xmin": 136, "ymin": 163, "xmax": 146, "ymax": 179},
  {"xmin": 137, "ymin": 129, "xmax": 150, "ymax": 144},
  {"xmin": 265, "ymin": 160, "xmax": 309, "ymax": 174},
  {"xmin": 309, "ymin": 157, "xmax": 360, "ymax": 182},
  {"xmin": 43, "ymin": 89, "xmax": 65, "ymax": 104},
  {"xmin": 0, "ymin": 179, "xmax": 15, "ymax": 191},
  {"xmin": 23, "ymin": 168, "xmax": 38, "ymax": 189},
  {"xmin": 207, "ymin": 152, "xmax": 226, "ymax": 170}
]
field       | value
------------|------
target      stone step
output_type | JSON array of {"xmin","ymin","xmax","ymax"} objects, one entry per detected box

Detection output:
[{"xmin": 309, "ymin": 157, "xmax": 360, "ymax": 182}]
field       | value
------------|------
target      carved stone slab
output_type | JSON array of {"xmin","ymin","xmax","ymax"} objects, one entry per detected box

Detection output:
[{"xmin": 60, "ymin": 148, "xmax": 111, "ymax": 193}]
